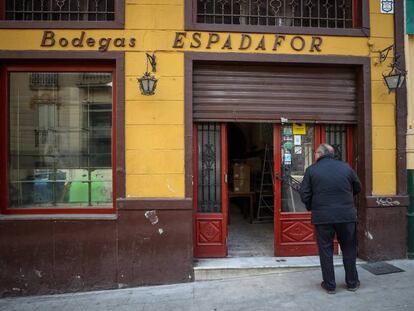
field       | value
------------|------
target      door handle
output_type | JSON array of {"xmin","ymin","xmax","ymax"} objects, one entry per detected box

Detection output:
[{"xmin": 224, "ymin": 173, "xmax": 228, "ymax": 183}]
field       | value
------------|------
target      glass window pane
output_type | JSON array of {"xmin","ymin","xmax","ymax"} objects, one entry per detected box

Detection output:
[
  {"xmin": 281, "ymin": 124, "xmax": 313, "ymax": 213},
  {"xmin": 8, "ymin": 72, "xmax": 113, "ymax": 208}
]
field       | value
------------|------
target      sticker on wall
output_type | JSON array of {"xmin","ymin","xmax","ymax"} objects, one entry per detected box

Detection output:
[
  {"xmin": 283, "ymin": 141, "xmax": 294, "ymax": 150},
  {"xmin": 380, "ymin": 0, "xmax": 394, "ymax": 14},
  {"xmin": 284, "ymin": 153, "xmax": 292, "ymax": 164},
  {"xmin": 294, "ymin": 135, "xmax": 302, "ymax": 146},
  {"xmin": 293, "ymin": 123, "xmax": 306, "ymax": 135},
  {"xmin": 294, "ymin": 146, "xmax": 302, "ymax": 155}
]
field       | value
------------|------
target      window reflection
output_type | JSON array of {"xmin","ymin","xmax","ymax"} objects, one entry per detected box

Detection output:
[{"xmin": 8, "ymin": 72, "xmax": 113, "ymax": 208}]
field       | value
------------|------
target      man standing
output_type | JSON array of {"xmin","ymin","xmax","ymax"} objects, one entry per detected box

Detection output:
[{"xmin": 300, "ymin": 143, "xmax": 362, "ymax": 294}]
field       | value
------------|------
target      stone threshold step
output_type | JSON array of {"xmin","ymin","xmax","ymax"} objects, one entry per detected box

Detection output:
[{"xmin": 194, "ymin": 256, "xmax": 365, "ymax": 281}]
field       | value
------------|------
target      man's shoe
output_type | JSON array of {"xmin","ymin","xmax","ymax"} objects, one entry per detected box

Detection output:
[
  {"xmin": 347, "ymin": 281, "xmax": 360, "ymax": 292},
  {"xmin": 321, "ymin": 281, "xmax": 336, "ymax": 294}
]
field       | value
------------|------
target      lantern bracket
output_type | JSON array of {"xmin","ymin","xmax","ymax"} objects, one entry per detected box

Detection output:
[
  {"xmin": 146, "ymin": 53, "xmax": 157, "ymax": 73},
  {"xmin": 378, "ymin": 44, "xmax": 394, "ymax": 63}
]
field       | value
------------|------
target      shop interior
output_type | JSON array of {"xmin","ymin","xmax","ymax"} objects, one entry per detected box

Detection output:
[{"xmin": 227, "ymin": 123, "xmax": 274, "ymax": 257}]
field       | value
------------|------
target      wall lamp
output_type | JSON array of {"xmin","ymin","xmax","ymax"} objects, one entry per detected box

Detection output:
[
  {"xmin": 382, "ymin": 55, "xmax": 407, "ymax": 93},
  {"xmin": 137, "ymin": 53, "xmax": 158, "ymax": 96}
]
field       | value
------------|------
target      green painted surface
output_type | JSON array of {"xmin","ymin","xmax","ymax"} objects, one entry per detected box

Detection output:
[
  {"xmin": 408, "ymin": 0, "xmax": 414, "ymax": 34},
  {"xmin": 68, "ymin": 171, "xmax": 111, "ymax": 204},
  {"xmin": 407, "ymin": 170, "xmax": 414, "ymax": 259}
]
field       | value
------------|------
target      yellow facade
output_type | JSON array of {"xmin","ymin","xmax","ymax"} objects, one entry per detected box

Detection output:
[
  {"xmin": 406, "ymin": 35, "xmax": 414, "ymax": 170},
  {"xmin": 0, "ymin": 0, "xmax": 398, "ymax": 196}
]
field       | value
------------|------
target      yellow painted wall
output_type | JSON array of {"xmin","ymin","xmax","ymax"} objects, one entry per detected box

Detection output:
[
  {"xmin": 406, "ymin": 35, "xmax": 414, "ymax": 170},
  {"xmin": 369, "ymin": 0, "xmax": 396, "ymax": 195},
  {"xmin": 0, "ymin": 0, "xmax": 397, "ymax": 197}
]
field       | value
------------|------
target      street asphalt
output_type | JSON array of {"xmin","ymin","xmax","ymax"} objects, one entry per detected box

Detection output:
[{"xmin": 1, "ymin": 259, "xmax": 413, "ymax": 311}]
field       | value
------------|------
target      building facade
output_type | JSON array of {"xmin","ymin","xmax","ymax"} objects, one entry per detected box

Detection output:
[
  {"xmin": 0, "ymin": 0, "xmax": 409, "ymax": 296},
  {"xmin": 406, "ymin": 0, "xmax": 414, "ymax": 260}
]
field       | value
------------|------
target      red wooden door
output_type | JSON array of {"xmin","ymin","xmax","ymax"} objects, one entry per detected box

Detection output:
[
  {"xmin": 193, "ymin": 123, "xmax": 228, "ymax": 258},
  {"xmin": 274, "ymin": 124, "xmax": 353, "ymax": 256},
  {"xmin": 274, "ymin": 124, "xmax": 319, "ymax": 256}
]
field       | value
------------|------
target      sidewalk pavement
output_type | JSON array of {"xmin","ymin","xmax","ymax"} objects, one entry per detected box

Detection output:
[{"xmin": 1, "ymin": 259, "xmax": 413, "ymax": 311}]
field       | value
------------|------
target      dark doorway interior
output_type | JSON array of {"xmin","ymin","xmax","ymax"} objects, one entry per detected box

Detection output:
[{"xmin": 227, "ymin": 123, "xmax": 274, "ymax": 257}]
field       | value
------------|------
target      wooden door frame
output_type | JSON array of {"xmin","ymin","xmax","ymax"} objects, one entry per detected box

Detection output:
[
  {"xmin": 274, "ymin": 124, "xmax": 282, "ymax": 255},
  {"xmin": 185, "ymin": 52, "xmax": 371, "ymax": 200},
  {"xmin": 185, "ymin": 52, "xmax": 372, "ymax": 257}
]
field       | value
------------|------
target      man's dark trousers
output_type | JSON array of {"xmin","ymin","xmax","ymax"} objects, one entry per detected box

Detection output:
[{"xmin": 315, "ymin": 222, "xmax": 359, "ymax": 290}]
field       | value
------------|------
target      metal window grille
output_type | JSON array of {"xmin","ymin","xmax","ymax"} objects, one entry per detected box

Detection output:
[
  {"xmin": 30, "ymin": 73, "xmax": 59, "ymax": 89},
  {"xmin": 5, "ymin": 0, "xmax": 115, "ymax": 21},
  {"xmin": 196, "ymin": 0, "xmax": 354, "ymax": 28},
  {"xmin": 325, "ymin": 125, "xmax": 347, "ymax": 160},
  {"xmin": 80, "ymin": 73, "xmax": 112, "ymax": 85},
  {"xmin": 197, "ymin": 123, "xmax": 222, "ymax": 213}
]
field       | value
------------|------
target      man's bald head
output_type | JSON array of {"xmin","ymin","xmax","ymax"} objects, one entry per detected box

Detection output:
[{"xmin": 317, "ymin": 144, "xmax": 335, "ymax": 157}]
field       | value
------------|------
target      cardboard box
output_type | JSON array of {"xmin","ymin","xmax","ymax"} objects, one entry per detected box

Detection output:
[
  {"xmin": 233, "ymin": 178, "xmax": 250, "ymax": 193},
  {"xmin": 233, "ymin": 163, "xmax": 250, "ymax": 180}
]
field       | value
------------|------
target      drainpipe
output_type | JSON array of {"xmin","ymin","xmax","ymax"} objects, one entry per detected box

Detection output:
[{"xmin": 408, "ymin": 171, "xmax": 414, "ymax": 259}]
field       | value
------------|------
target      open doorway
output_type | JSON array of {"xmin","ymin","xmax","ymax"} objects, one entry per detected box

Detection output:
[{"xmin": 227, "ymin": 123, "xmax": 274, "ymax": 257}]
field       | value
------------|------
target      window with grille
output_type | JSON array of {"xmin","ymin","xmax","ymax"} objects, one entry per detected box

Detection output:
[
  {"xmin": 194, "ymin": 0, "xmax": 359, "ymax": 29},
  {"xmin": 4, "ymin": 0, "xmax": 115, "ymax": 21},
  {"xmin": 324, "ymin": 124, "xmax": 347, "ymax": 161}
]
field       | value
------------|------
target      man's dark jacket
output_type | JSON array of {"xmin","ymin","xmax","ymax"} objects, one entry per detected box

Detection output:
[{"xmin": 299, "ymin": 154, "xmax": 362, "ymax": 224}]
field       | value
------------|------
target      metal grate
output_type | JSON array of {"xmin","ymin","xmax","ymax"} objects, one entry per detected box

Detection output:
[
  {"xmin": 196, "ymin": 0, "xmax": 354, "ymax": 28},
  {"xmin": 197, "ymin": 123, "xmax": 221, "ymax": 213},
  {"xmin": 80, "ymin": 73, "xmax": 112, "ymax": 85},
  {"xmin": 361, "ymin": 262, "xmax": 405, "ymax": 275},
  {"xmin": 325, "ymin": 125, "xmax": 346, "ymax": 161},
  {"xmin": 30, "ymin": 73, "xmax": 59, "ymax": 89},
  {"xmin": 5, "ymin": 0, "xmax": 115, "ymax": 21}
]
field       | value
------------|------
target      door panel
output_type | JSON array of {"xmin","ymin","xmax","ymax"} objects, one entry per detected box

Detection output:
[
  {"xmin": 275, "ymin": 124, "xmax": 319, "ymax": 256},
  {"xmin": 275, "ymin": 124, "xmax": 353, "ymax": 256},
  {"xmin": 193, "ymin": 123, "xmax": 228, "ymax": 258}
]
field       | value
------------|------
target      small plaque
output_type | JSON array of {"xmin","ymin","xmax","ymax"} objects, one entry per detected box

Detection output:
[{"xmin": 380, "ymin": 0, "xmax": 394, "ymax": 14}]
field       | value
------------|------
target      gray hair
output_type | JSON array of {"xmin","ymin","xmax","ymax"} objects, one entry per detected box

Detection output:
[{"xmin": 318, "ymin": 143, "xmax": 335, "ymax": 156}]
